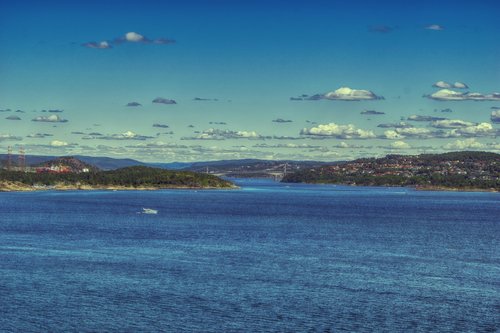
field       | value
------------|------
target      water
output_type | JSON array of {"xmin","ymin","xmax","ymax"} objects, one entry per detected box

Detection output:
[{"xmin": 0, "ymin": 179, "xmax": 499, "ymax": 332}]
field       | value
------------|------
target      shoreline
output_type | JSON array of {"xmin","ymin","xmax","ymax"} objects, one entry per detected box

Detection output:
[
  {"xmin": 0, "ymin": 181, "xmax": 238, "ymax": 192},
  {"xmin": 281, "ymin": 181, "xmax": 498, "ymax": 193}
]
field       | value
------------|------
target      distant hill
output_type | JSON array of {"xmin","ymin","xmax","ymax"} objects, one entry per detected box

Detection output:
[
  {"xmin": 0, "ymin": 154, "xmax": 148, "ymax": 171},
  {"xmin": 282, "ymin": 151, "xmax": 500, "ymax": 191},
  {"xmin": 175, "ymin": 159, "xmax": 333, "ymax": 178},
  {"xmin": 34, "ymin": 157, "xmax": 100, "ymax": 173}
]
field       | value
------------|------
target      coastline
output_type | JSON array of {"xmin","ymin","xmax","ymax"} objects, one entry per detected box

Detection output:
[
  {"xmin": 282, "ymin": 181, "xmax": 499, "ymax": 193},
  {"xmin": 0, "ymin": 181, "xmax": 238, "ymax": 192}
]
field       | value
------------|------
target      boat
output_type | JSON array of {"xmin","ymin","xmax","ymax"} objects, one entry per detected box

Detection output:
[{"xmin": 142, "ymin": 208, "xmax": 158, "ymax": 214}]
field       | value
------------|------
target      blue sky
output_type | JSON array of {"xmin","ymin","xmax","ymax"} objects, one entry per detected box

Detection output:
[{"xmin": 1, "ymin": 0, "xmax": 499, "ymax": 162}]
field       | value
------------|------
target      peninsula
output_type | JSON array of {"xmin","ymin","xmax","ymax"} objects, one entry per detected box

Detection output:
[
  {"xmin": 282, "ymin": 151, "xmax": 500, "ymax": 191},
  {"xmin": 0, "ymin": 164, "xmax": 234, "ymax": 191}
]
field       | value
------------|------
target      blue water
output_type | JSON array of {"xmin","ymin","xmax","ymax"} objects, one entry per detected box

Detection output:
[{"xmin": 0, "ymin": 179, "xmax": 499, "ymax": 332}]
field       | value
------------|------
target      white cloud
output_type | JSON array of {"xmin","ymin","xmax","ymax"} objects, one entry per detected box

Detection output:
[
  {"xmin": 433, "ymin": 81, "xmax": 451, "ymax": 89},
  {"xmin": 427, "ymin": 89, "xmax": 500, "ymax": 101},
  {"xmin": 382, "ymin": 130, "xmax": 405, "ymax": 140},
  {"xmin": 182, "ymin": 128, "xmax": 265, "ymax": 140},
  {"xmin": 382, "ymin": 127, "xmax": 433, "ymax": 139},
  {"xmin": 431, "ymin": 119, "xmax": 477, "ymax": 128},
  {"xmin": 334, "ymin": 142, "xmax": 366, "ymax": 149},
  {"xmin": 292, "ymin": 87, "xmax": 383, "ymax": 101},
  {"xmin": 443, "ymin": 138, "xmax": 485, "ymax": 150},
  {"xmin": 125, "ymin": 32, "xmax": 145, "ymax": 42},
  {"xmin": 82, "ymin": 41, "xmax": 112, "ymax": 49},
  {"xmin": 323, "ymin": 87, "xmax": 382, "ymax": 101},
  {"xmin": 425, "ymin": 24, "xmax": 444, "ymax": 31},
  {"xmin": 86, "ymin": 131, "xmax": 154, "ymax": 141},
  {"xmin": 253, "ymin": 143, "xmax": 320, "ymax": 149},
  {"xmin": 432, "ymin": 81, "xmax": 468, "ymax": 89},
  {"xmin": 0, "ymin": 134, "xmax": 22, "ymax": 142},
  {"xmin": 32, "ymin": 115, "xmax": 68, "ymax": 123},
  {"xmin": 301, "ymin": 123, "xmax": 376, "ymax": 139},
  {"xmin": 453, "ymin": 81, "xmax": 468, "ymax": 89},
  {"xmin": 447, "ymin": 122, "xmax": 496, "ymax": 137},
  {"xmin": 50, "ymin": 140, "xmax": 68, "ymax": 147},
  {"xmin": 390, "ymin": 141, "xmax": 411, "ymax": 149}
]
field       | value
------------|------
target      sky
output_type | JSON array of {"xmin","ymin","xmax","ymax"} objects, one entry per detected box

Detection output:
[{"xmin": 0, "ymin": 0, "xmax": 499, "ymax": 162}]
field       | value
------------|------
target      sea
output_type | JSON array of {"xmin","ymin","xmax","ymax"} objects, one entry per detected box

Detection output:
[{"xmin": 0, "ymin": 179, "xmax": 498, "ymax": 332}]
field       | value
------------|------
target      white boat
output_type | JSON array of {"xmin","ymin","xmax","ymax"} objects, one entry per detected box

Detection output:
[{"xmin": 142, "ymin": 208, "xmax": 158, "ymax": 214}]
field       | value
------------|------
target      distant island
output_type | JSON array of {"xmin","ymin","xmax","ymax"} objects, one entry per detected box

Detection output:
[
  {"xmin": 0, "ymin": 157, "xmax": 234, "ymax": 191},
  {"xmin": 282, "ymin": 151, "xmax": 500, "ymax": 191}
]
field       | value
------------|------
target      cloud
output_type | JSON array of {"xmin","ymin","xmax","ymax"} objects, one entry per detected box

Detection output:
[
  {"xmin": 152, "ymin": 97, "xmax": 177, "ymax": 105},
  {"xmin": 193, "ymin": 97, "xmax": 218, "ymax": 101},
  {"xmin": 271, "ymin": 135, "xmax": 305, "ymax": 140},
  {"xmin": 324, "ymin": 87, "xmax": 383, "ymax": 101},
  {"xmin": 334, "ymin": 142, "xmax": 366, "ymax": 149},
  {"xmin": 32, "ymin": 115, "xmax": 68, "ymax": 123},
  {"xmin": 0, "ymin": 134, "xmax": 22, "ymax": 142},
  {"xmin": 50, "ymin": 140, "xmax": 69, "ymax": 147},
  {"xmin": 390, "ymin": 141, "xmax": 411, "ymax": 149},
  {"xmin": 82, "ymin": 41, "xmax": 112, "ymax": 49},
  {"xmin": 453, "ymin": 82, "xmax": 469, "ymax": 89},
  {"xmin": 433, "ymin": 81, "xmax": 452, "ymax": 89},
  {"xmin": 438, "ymin": 108, "xmax": 453, "ymax": 113},
  {"xmin": 425, "ymin": 24, "xmax": 444, "ymax": 31},
  {"xmin": 381, "ymin": 127, "xmax": 434, "ymax": 139},
  {"xmin": 377, "ymin": 122, "xmax": 413, "ymax": 128},
  {"xmin": 369, "ymin": 25, "xmax": 394, "ymax": 33},
  {"xmin": 407, "ymin": 115, "xmax": 446, "ymax": 122},
  {"xmin": 491, "ymin": 110, "xmax": 500, "ymax": 123},
  {"xmin": 6, "ymin": 115, "xmax": 21, "ymax": 120},
  {"xmin": 83, "ymin": 32, "xmax": 175, "ymax": 49},
  {"xmin": 446, "ymin": 122, "xmax": 497, "ymax": 138},
  {"xmin": 83, "ymin": 131, "xmax": 154, "ymax": 141},
  {"xmin": 443, "ymin": 138, "xmax": 485, "ymax": 150},
  {"xmin": 116, "ymin": 32, "xmax": 175, "ymax": 45},
  {"xmin": 432, "ymin": 81, "xmax": 467, "ymax": 89},
  {"xmin": 182, "ymin": 128, "xmax": 265, "ymax": 140},
  {"xmin": 272, "ymin": 118, "xmax": 293, "ymax": 123},
  {"xmin": 292, "ymin": 87, "xmax": 383, "ymax": 101},
  {"xmin": 126, "ymin": 102, "xmax": 142, "ymax": 107},
  {"xmin": 361, "ymin": 110, "xmax": 385, "ymax": 115},
  {"xmin": 431, "ymin": 119, "xmax": 477, "ymax": 129},
  {"xmin": 253, "ymin": 143, "xmax": 320, "ymax": 149},
  {"xmin": 426, "ymin": 89, "xmax": 500, "ymax": 101},
  {"xmin": 125, "ymin": 141, "xmax": 189, "ymax": 149},
  {"xmin": 27, "ymin": 133, "xmax": 53, "ymax": 138},
  {"xmin": 300, "ymin": 123, "xmax": 376, "ymax": 139},
  {"xmin": 153, "ymin": 123, "xmax": 169, "ymax": 128},
  {"xmin": 125, "ymin": 32, "xmax": 145, "ymax": 42}
]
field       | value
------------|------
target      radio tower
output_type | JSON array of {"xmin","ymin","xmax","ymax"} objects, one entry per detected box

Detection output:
[
  {"xmin": 18, "ymin": 146, "xmax": 26, "ymax": 172},
  {"xmin": 7, "ymin": 146, "xmax": 12, "ymax": 171}
]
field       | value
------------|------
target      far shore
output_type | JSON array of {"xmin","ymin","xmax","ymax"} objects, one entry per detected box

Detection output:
[
  {"xmin": 0, "ymin": 181, "xmax": 238, "ymax": 192},
  {"xmin": 281, "ymin": 181, "xmax": 499, "ymax": 193}
]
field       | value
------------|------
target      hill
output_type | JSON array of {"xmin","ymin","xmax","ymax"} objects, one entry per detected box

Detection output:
[
  {"xmin": 180, "ymin": 159, "xmax": 332, "ymax": 178},
  {"xmin": 34, "ymin": 156, "xmax": 100, "ymax": 173},
  {"xmin": 0, "ymin": 166, "xmax": 234, "ymax": 191},
  {"xmin": 0, "ymin": 154, "xmax": 148, "ymax": 171},
  {"xmin": 282, "ymin": 151, "xmax": 500, "ymax": 191}
]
